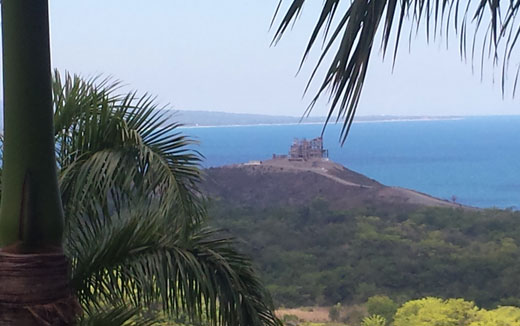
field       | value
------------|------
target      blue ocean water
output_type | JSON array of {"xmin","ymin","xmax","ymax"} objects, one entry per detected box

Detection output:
[{"xmin": 181, "ymin": 116, "xmax": 520, "ymax": 209}]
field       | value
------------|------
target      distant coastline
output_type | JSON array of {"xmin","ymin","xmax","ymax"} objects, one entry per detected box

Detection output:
[{"xmin": 178, "ymin": 115, "xmax": 464, "ymax": 129}]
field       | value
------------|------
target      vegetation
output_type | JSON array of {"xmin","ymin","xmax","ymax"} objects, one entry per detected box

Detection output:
[
  {"xmin": 361, "ymin": 315, "xmax": 386, "ymax": 326},
  {"xmin": 209, "ymin": 199, "xmax": 520, "ymax": 308},
  {"xmin": 0, "ymin": 2, "xmax": 78, "ymax": 323},
  {"xmin": 329, "ymin": 304, "xmax": 342, "ymax": 322},
  {"xmin": 1, "ymin": 72, "xmax": 280, "ymax": 325},
  {"xmin": 277, "ymin": 297, "xmax": 520, "ymax": 326},
  {"xmin": 58, "ymin": 73, "xmax": 281, "ymax": 325},
  {"xmin": 365, "ymin": 296, "xmax": 397, "ymax": 325},
  {"xmin": 393, "ymin": 297, "xmax": 520, "ymax": 326},
  {"xmin": 394, "ymin": 297, "xmax": 478, "ymax": 326},
  {"xmin": 2, "ymin": 1, "xmax": 517, "ymax": 324},
  {"xmin": 272, "ymin": 0, "xmax": 520, "ymax": 142}
]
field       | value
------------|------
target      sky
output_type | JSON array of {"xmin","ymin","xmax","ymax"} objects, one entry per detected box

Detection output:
[{"xmin": 3, "ymin": 1, "xmax": 519, "ymax": 117}]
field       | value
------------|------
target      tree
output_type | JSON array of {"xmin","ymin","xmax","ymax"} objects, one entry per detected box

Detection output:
[
  {"xmin": 0, "ymin": 1, "xmax": 80, "ymax": 324},
  {"xmin": 393, "ymin": 297, "xmax": 478, "ymax": 326},
  {"xmin": 272, "ymin": 0, "xmax": 519, "ymax": 142},
  {"xmin": 0, "ymin": 2, "xmax": 279, "ymax": 324},
  {"xmin": 51, "ymin": 72, "xmax": 280, "ymax": 325},
  {"xmin": 393, "ymin": 297, "xmax": 520, "ymax": 326},
  {"xmin": 366, "ymin": 295, "xmax": 399, "ymax": 325},
  {"xmin": 469, "ymin": 306, "xmax": 520, "ymax": 326}
]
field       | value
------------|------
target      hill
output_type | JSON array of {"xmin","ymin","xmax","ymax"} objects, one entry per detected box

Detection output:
[
  {"xmin": 202, "ymin": 159, "xmax": 520, "ymax": 309},
  {"xmin": 202, "ymin": 157, "xmax": 462, "ymax": 211}
]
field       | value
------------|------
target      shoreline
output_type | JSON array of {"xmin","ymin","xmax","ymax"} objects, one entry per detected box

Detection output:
[{"xmin": 179, "ymin": 117, "xmax": 465, "ymax": 129}]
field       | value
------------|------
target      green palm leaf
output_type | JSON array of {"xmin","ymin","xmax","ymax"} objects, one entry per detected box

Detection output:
[
  {"xmin": 78, "ymin": 305, "xmax": 155, "ymax": 326},
  {"xmin": 53, "ymin": 71, "xmax": 280, "ymax": 326},
  {"xmin": 65, "ymin": 197, "xmax": 279, "ymax": 326},
  {"xmin": 53, "ymin": 71, "xmax": 204, "ymax": 225},
  {"xmin": 273, "ymin": 0, "xmax": 520, "ymax": 142}
]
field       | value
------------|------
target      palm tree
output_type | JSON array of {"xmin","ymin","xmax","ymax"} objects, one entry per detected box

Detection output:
[
  {"xmin": 0, "ymin": 1, "xmax": 80, "ymax": 324},
  {"xmin": 51, "ymin": 72, "xmax": 280, "ymax": 325},
  {"xmin": 272, "ymin": 0, "xmax": 519, "ymax": 141},
  {"xmin": 0, "ymin": 2, "xmax": 279, "ymax": 324}
]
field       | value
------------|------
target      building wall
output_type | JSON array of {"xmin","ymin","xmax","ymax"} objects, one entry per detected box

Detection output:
[{"xmin": 289, "ymin": 137, "xmax": 327, "ymax": 160}]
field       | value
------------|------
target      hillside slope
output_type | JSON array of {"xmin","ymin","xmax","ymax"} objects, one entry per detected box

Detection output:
[
  {"xmin": 202, "ymin": 158, "xmax": 520, "ymax": 308},
  {"xmin": 202, "ymin": 158, "xmax": 461, "ymax": 210}
]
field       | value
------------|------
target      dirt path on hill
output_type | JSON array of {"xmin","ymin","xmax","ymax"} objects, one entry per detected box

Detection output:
[
  {"xmin": 262, "ymin": 159, "xmax": 463, "ymax": 208},
  {"xmin": 384, "ymin": 186, "xmax": 465, "ymax": 208},
  {"xmin": 262, "ymin": 160, "xmax": 373, "ymax": 189}
]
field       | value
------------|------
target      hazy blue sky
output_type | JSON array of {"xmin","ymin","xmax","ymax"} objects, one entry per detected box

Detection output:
[{"xmin": 7, "ymin": 1, "xmax": 520, "ymax": 117}]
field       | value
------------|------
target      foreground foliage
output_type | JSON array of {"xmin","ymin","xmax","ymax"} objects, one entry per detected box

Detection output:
[
  {"xmin": 209, "ymin": 199, "xmax": 520, "ymax": 308},
  {"xmin": 272, "ymin": 0, "xmax": 520, "ymax": 142},
  {"xmin": 0, "ymin": 72, "xmax": 280, "ymax": 325},
  {"xmin": 394, "ymin": 297, "xmax": 520, "ymax": 326}
]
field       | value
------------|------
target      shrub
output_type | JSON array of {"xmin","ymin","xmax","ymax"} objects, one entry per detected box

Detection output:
[
  {"xmin": 341, "ymin": 305, "xmax": 367, "ymax": 325},
  {"xmin": 470, "ymin": 306, "xmax": 520, "ymax": 326},
  {"xmin": 366, "ymin": 295, "xmax": 398, "ymax": 324},
  {"xmin": 394, "ymin": 297, "xmax": 478, "ymax": 326},
  {"xmin": 329, "ymin": 303, "xmax": 341, "ymax": 322},
  {"xmin": 361, "ymin": 315, "xmax": 387, "ymax": 326}
]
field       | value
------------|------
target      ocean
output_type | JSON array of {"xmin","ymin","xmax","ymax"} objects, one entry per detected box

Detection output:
[{"xmin": 181, "ymin": 116, "xmax": 520, "ymax": 209}]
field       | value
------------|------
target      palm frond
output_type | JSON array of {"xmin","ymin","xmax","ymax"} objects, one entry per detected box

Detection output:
[
  {"xmin": 53, "ymin": 71, "xmax": 204, "ymax": 225},
  {"xmin": 78, "ymin": 304, "xmax": 155, "ymax": 326},
  {"xmin": 54, "ymin": 71, "xmax": 280, "ymax": 325},
  {"xmin": 65, "ymin": 198, "xmax": 280, "ymax": 326},
  {"xmin": 272, "ymin": 0, "xmax": 520, "ymax": 142}
]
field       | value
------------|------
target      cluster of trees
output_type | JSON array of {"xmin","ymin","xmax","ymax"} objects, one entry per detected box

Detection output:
[
  {"xmin": 209, "ymin": 199, "xmax": 520, "ymax": 308},
  {"xmin": 364, "ymin": 296, "xmax": 520, "ymax": 326},
  {"xmin": 2, "ymin": 0, "xmax": 517, "ymax": 324},
  {"xmin": 286, "ymin": 296, "xmax": 520, "ymax": 326},
  {"xmin": 392, "ymin": 297, "xmax": 520, "ymax": 326}
]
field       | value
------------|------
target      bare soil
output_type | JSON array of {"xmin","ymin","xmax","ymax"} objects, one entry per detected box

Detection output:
[
  {"xmin": 277, "ymin": 306, "xmax": 331, "ymax": 322},
  {"xmin": 202, "ymin": 158, "xmax": 465, "ymax": 211}
]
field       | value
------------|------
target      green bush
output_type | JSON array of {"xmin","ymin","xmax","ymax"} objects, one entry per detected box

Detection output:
[
  {"xmin": 394, "ymin": 297, "xmax": 478, "ymax": 326},
  {"xmin": 471, "ymin": 306, "xmax": 520, "ymax": 326},
  {"xmin": 366, "ymin": 295, "xmax": 398, "ymax": 325},
  {"xmin": 394, "ymin": 297, "xmax": 520, "ymax": 326}
]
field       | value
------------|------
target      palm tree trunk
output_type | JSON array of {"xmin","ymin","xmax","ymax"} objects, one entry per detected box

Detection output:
[{"xmin": 0, "ymin": 1, "xmax": 79, "ymax": 324}]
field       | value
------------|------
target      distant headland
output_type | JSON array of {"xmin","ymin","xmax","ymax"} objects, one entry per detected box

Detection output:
[
  {"xmin": 172, "ymin": 109, "xmax": 462, "ymax": 127},
  {"xmin": 202, "ymin": 136, "xmax": 468, "ymax": 211}
]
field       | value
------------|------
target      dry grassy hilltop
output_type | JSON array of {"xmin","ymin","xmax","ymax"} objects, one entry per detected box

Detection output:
[{"xmin": 202, "ymin": 158, "xmax": 463, "ymax": 210}]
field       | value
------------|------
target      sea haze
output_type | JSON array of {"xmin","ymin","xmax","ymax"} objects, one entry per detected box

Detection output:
[{"xmin": 180, "ymin": 116, "xmax": 520, "ymax": 209}]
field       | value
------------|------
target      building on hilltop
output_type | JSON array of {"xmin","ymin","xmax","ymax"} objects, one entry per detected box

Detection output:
[
  {"xmin": 272, "ymin": 136, "xmax": 329, "ymax": 161},
  {"xmin": 288, "ymin": 137, "xmax": 328, "ymax": 160}
]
